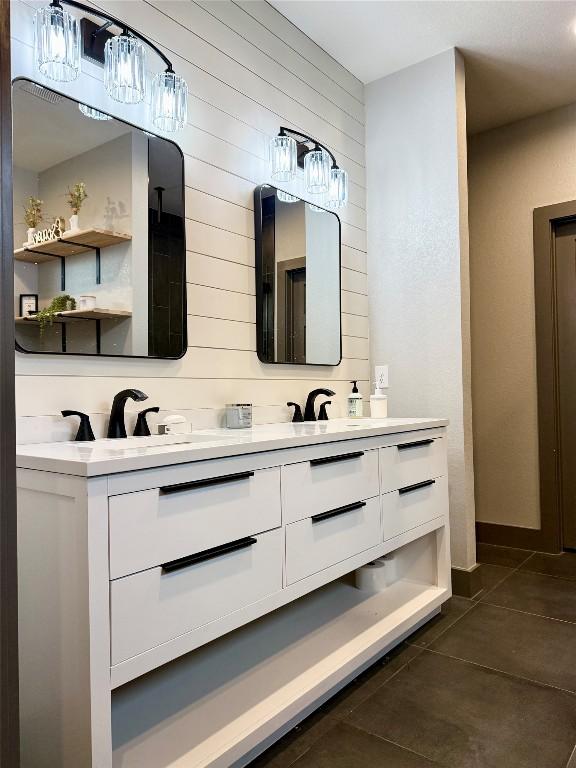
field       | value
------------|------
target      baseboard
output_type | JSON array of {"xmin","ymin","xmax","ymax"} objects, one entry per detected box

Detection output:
[
  {"xmin": 451, "ymin": 563, "xmax": 483, "ymax": 599},
  {"xmin": 476, "ymin": 521, "xmax": 558, "ymax": 553}
]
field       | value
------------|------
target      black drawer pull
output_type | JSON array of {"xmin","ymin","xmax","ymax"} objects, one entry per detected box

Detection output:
[
  {"xmin": 161, "ymin": 536, "xmax": 257, "ymax": 573},
  {"xmin": 312, "ymin": 501, "xmax": 366, "ymax": 523},
  {"xmin": 310, "ymin": 451, "xmax": 364, "ymax": 467},
  {"xmin": 159, "ymin": 471, "xmax": 254, "ymax": 495},
  {"xmin": 399, "ymin": 479, "xmax": 436, "ymax": 495},
  {"xmin": 397, "ymin": 439, "xmax": 434, "ymax": 451}
]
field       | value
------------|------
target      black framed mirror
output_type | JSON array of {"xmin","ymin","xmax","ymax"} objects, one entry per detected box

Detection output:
[
  {"xmin": 254, "ymin": 185, "xmax": 342, "ymax": 366},
  {"xmin": 12, "ymin": 79, "xmax": 186, "ymax": 358}
]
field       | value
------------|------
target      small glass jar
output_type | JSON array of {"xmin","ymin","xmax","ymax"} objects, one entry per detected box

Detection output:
[{"xmin": 225, "ymin": 404, "xmax": 252, "ymax": 429}]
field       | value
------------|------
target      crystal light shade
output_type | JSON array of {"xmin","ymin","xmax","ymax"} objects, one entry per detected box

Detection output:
[
  {"xmin": 304, "ymin": 148, "xmax": 330, "ymax": 194},
  {"xmin": 326, "ymin": 167, "xmax": 349, "ymax": 209},
  {"xmin": 151, "ymin": 71, "xmax": 188, "ymax": 132},
  {"xmin": 34, "ymin": 4, "xmax": 80, "ymax": 82},
  {"xmin": 78, "ymin": 103, "xmax": 112, "ymax": 121},
  {"xmin": 270, "ymin": 135, "xmax": 297, "ymax": 183},
  {"xmin": 277, "ymin": 190, "xmax": 298, "ymax": 204},
  {"xmin": 104, "ymin": 34, "xmax": 146, "ymax": 104}
]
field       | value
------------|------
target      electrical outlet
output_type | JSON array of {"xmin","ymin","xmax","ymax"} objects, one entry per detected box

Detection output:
[{"xmin": 375, "ymin": 365, "xmax": 389, "ymax": 389}]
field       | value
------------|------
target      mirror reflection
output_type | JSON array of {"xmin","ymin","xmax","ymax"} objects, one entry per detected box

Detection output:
[
  {"xmin": 12, "ymin": 79, "xmax": 186, "ymax": 358},
  {"xmin": 255, "ymin": 185, "xmax": 341, "ymax": 366}
]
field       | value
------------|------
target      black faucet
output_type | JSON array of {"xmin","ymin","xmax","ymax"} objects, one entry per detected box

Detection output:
[
  {"xmin": 304, "ymin": 388, "xmax": 336, "ymax": 421},
  {"xmin": 107, "ymin": 389, "xmax": 148, "ymax": 438}
]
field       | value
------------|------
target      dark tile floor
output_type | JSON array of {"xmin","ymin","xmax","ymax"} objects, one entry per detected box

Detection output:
[{"xmin": 249, "ymin": 546, "xmax": 576, "ymax": 768}]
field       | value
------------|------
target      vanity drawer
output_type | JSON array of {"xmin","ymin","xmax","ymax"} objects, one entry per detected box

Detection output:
[
  {"xmin": 380, "ymin": 437, "xmax": 446, "ymax": 493},
  {"xmin": 282, "ymin": 448, "xmax": 379, "ymax": 524},
  {"xmin": 382, "ymin": 475, "xmax": 448, "ymax": 540},
  {"xmin": 109, "ymin": 466, "xmax": 281, "ymax": 579},
  {"xmin": 110, "ymin": 528, "xmax": 283, "ymax": 665},
  {"xmin": 285, "ymin": 496, "xmax": 380, "ymax": 585}
]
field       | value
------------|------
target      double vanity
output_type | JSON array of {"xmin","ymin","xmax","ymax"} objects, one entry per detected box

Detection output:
[{"xmin": 17, "ymin": 417, "xmax": 450, "ymax": 768}]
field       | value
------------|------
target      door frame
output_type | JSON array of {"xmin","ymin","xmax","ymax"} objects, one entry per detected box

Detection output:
[
  {"xmin": 477, "ymin": 201, "xmax": 576, "ymax": 554},
  {"xmin": 532, "ymin": 200, "xmax": 576, "ymax": 552},
  {"xmin": 0, "ymin": 2, "xmax": 20, "ymax": 765}
]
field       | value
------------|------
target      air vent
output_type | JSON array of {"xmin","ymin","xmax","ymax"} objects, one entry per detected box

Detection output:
[{"xmin": 19, "ymin": 81, "xmax": 64, "ymax": 105}]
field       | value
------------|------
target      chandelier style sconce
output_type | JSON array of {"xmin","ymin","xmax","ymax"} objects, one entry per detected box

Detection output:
[
  {"xmin": 34, "ymin": 0, "xmax": 188, "ymax": 132},
  {"xmin": 269, "ymin": 127, "xmax": 349, "ymax": 209}
]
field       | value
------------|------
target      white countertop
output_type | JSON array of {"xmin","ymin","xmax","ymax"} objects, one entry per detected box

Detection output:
[{"xmin": 16, "ymin": 417, "xmax": 448, "ymax": 477}]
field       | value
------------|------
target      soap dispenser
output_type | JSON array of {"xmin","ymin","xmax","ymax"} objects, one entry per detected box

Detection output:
[
  {"xmin": 370, "ymin": 365, "xmax": 389, "ymax": 418},
  {"xmin": 347, "ymin": 381, "xmax": 363, "ymax": 418}
]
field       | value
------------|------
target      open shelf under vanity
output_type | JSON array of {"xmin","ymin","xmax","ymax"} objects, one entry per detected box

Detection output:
[{"xmin": 111, "ymin": 539, "xmax": 447, "ymax": 768}]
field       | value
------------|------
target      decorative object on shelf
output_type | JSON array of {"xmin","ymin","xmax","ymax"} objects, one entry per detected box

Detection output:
[
  {"xmin": 23, "ymin": 196, "xmax": 43, "ymax": 245},
  {"xmin": 19, "ymin": 294, "xmax": 39, "ymax": 317},
  {"xmin": 77, "ymin": 295, "xmax": 96, "ymax": 311},
  {"xmin": 66, "ymin": 182, "xmax": 87, "ymax": 231},
  {"xmin": 31, "ymin": 216, "xmax": 64, "ymax": 246},
  {"xmin": 269, "ymin": 127, "xmax": 349, "ymax": 208},
  {"xmin": 33, "ymin": 0, "xmax": 188, "ymax": 132},
  {"xmin": 36, "ymin": 294, "xmax": 76, "ymax": 336},
  {"xmin": 78, "ymin": 103, "xmax": 111, "ymax": 121}
]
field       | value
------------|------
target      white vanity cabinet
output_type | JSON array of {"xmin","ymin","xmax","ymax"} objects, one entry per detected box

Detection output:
[{"xmin": 16, "ymin": 419, "xmax": 451, "ymax": 768}]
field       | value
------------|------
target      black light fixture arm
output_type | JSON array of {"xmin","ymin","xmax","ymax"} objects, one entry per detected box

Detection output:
[
  {"xmin": 279, "ymin": 126, "xmax": 338, "ymax": 169},
  {"xmin": 49, "ymin": 0, "xmax": 174, "ymax": 72}
]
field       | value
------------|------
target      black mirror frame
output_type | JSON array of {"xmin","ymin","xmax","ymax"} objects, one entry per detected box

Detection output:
[
  {"xmin": 12, "ymin": 77, "xmax": 188, "ymax": 360},
  {"xmin": 254, "ymin": 183, "xmax": 342, "ymax": 367}
]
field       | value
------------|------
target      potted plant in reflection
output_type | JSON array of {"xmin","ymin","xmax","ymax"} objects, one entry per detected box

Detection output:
[
  {"xmin": 23, "ymin": 196, "xmax": 43, "ymax": 246},
  {"xmin": 66, "ymin": 182, "xmax": 88, "ymax": 232},
  {"xmin": 36, "ymin": 294, "xmax": 76, "ymax": 336}
]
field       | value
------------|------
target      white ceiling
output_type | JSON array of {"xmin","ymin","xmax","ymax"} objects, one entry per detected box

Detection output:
[{"xmin": 270, "ymin": 0, "xmax": 576, "ymax": 134}]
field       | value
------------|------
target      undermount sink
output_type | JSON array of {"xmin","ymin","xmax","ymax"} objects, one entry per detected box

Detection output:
[{"xmin": 95, "ymin": 433, "xmax": 230, "ymax": 451}]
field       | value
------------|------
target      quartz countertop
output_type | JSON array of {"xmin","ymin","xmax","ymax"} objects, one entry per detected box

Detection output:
[{"xmin": 16, "ymin": 417, "xmax": 448, "ymax": 477}]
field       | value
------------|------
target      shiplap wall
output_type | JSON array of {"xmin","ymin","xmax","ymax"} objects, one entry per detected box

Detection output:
[{"xmin": 10, "ymin": 0, "xmax": 368, "ymax": 441}]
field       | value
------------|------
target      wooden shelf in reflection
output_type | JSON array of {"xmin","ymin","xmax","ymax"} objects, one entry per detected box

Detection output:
[
  {"xmin": 15, "ymin": 309, "xmax": 132, "ymax": 325},
  {"xmin": 14, "ymin": 228, "xmax": 132, "ymax": 263}
]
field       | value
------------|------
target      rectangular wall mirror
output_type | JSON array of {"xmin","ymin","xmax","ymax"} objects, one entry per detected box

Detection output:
[
  {"xmin": 12, "ymin": 79, "xmax": 186, "ymax": 359},
  {"xmin": 254, "ymin": 185, "xmax": 341, "ymax": 366}
]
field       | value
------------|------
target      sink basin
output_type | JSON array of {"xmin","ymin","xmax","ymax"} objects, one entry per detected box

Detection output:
[{"xmin": 95, "ymin": 433, "xmax": 230, "ymax": 451}]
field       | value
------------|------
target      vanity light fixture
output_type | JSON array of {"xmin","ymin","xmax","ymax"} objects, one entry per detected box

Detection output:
[
  {"xmin": 269, "ymin": 127, "xmax": 349, "ymax": 208},
  {"xmin": 33, "ymin": 0, "xmax": 188, "ymax": 131},
  {"xmin": 276, "ymin": 190, "xmax": 298, "ymax": 203},
  {"xmin": 34, "ymin": 2, "xmax": 80, "ymax": 82},
  {"xmin": 78, "ymin": 103, "xmax": 111, "ymax": 120},
  {"xmin": 104, "ymin": 32, "xmax": 145, "ymax": 104}
]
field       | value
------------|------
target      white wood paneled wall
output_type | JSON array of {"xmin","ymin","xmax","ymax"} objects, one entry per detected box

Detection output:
[{"xmin": 11, "ymin": 0, "xmax": 368, "ymax": 441}]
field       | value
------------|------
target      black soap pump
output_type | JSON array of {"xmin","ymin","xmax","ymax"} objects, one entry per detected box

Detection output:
[
  {"xmin": 347, "ymin": 381, "xmax": 363, "ymax": 419},
  {"xmin": 62, "ymin": 410, "xmax": 96, "ymax": 441}
]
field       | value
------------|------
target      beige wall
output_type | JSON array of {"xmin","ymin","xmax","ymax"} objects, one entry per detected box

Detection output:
[
  {"xmin": 469, "ymin": 101, "xmax": 576, "ymax": 529},
  {"xmin": 11, "ymin": 0, "xmax": 368, "ymax": 441}
]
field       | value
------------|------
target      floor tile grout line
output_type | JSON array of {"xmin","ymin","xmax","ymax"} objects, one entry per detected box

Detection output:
[
  {"xmin": 518, "ymin": 567, "xmax": 576, "ymax": 585},
  {"xmin": 345, "ymin": 723, "xmax": 444, "ymax": 766},
  {"xmin": 328, "ymin": 646, "xmax": 427, "ymax": 721},
  {"xmin": 475, "ymin": 549, "xmax": 534, "ymax": 602},
  {"xmin": 405, "ymin": 599, "xmax": 476, "ymax": 650},
  {"xmin": 420, "ymin": 646, "xmax": 576, "ymax": 697},
  {"xmin": 479, "ymin": 597, "xmax": 576, "ymax": 626}
]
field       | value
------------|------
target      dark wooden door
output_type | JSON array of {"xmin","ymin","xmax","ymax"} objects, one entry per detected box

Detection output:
[
  {"xmin": 554, "ymin": 220, "xmax": 576, "ymax": 549},
  {"xmin": 286, "ymin": 266, "xmax": 306, "ymax": 363}
]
